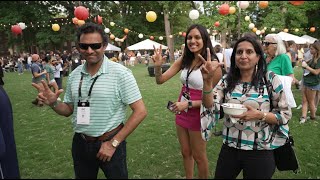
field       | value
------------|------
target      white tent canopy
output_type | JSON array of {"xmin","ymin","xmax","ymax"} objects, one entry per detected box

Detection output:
[
  {"xmin": 277, "ymin": 32, "xmax": 308, "ymax": 44},
  {"xmin": 105, "ymin": 43, "xmax": 121, "ymax": 52},
  {"xmin": 301, "ymin": 35, "xmax": 318, "ymax": 44},
  {"xmin": 127, "ymin": 39, "xmax": 168, "ymax": 51}
]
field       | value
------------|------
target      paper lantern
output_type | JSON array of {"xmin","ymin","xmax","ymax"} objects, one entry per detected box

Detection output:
[
  {"xmin": 179, "ymin": 32, "xmax": 182, "ymax": 35},
  {"xmin": 146, "ymin": 11, "xmax": 157, "ymax": 22},
  {"xmin": 271, "ymin": 27, "xmax": 275, "ymax": 32},
  {"xmin": 104, "ymin": 28, "xmax": 110, "ymax": 33},
  {"xmin": 289, "ymin": 1, "xmax": 304, "ymax": 6},
  {"xmin": 252, "ymin": 28, "xmax": 257, "ymax": 33},
  {"xmin": 110, "ymin": 22, "xmax": 115, "ymax": 26},
  {"xmin": 245, "ymin": 16, "xmax": 250, "ymax": 21},
  {"xmin": 295, "ymin": 28, "xmax": 299, "ymax": 32},
  {"xmin": 182, "ymin": 32, "xmax": 186, "ymax": 37},
  {"xmin": 72, "ymin": 17, "xmax": 78, "ymax": 25},
  {"xmin": 214, "ymin": 21, "xmax": 220, "ymax": 27},
  {"xmin": 237, "ymin": 1, "xmax": 250, "ymax": 10},
  {"xmin": 248, "ymin": 23, "xmax": 255, "ymax": 29},
  {"xmin": 11, "ymin": 25, "xmax": 22, "ymax": 35},
  {"xmin": 150, "ymin": 36, "xmax": 154, "ymax": 40},
  {"xmin": 115, "ymin": 37, "xmax": 119, "ymax": 42},
  {"xmin": 77, "ymin": 20, "xmax": 85, "ymax": 26},
  {"xmin": 264, "ymin": 27, "xmax": 267, "ymax": 30},
  {"xmin": 52, "ymin": 24, "xmax": 60, "ymax": 31},
  {"xmin": 94, "ymin": 15, "xmax": 102, "ymax": 24},
  {"xmin": 283, "ymin": 28, "xmax": 289, "ymax": 33},
  {"xmin": 219, "ymin": 4, "xmax": 230, "ymax": 16},
  {"xmin": 256, "ymin": 30, "xmax": 261, "ymax": 35},
  {"xmin": 74, "ymin": 6, "xmax": 89, "ymax": 20},
  {"xmin": 229, "ymin": 6, "xmax": 236, "ymax": 14},
  {"xmin": 138, "ymin": 34, "xmax": 144, "ymax": 39},
  {"xmin": 159, "ymin": 36, "xmax": 163, "ymax": 40},
  {"xmin": 169, "ymin": 35, "xmax": 173, "ymax": 38},
  {"xmin": 124, "ymin": 28, "xmax": 129, "ymax": 34},
  {"xmin": 310, "ymin": 27, "xmax": 316, "ymax": 32},
  {"xmin": 18, "ymin": 22, "xmax": 26, "ymax": 30},
  {"xmin": 259, "ymin": 1, "xmax": 269, "ymax": 9},
  {"xmin": 261, "ymin": 29, "xmax": 265, "ymax": 34},
  {"xmin": 189, "ymin": 9, "xmax": 199, "ymax": 20},
  {"xmin": 110, "ymin": 34, "xmax": 115, "ymax": 40}
]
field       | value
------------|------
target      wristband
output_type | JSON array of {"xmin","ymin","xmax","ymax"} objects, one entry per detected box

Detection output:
[{"xmin": 203, "ymin": 88, "xmax": 214, "ymax": 94}]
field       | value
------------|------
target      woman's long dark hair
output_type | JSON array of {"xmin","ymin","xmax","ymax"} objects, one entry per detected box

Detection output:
[
  {"xmin": 225, "ymin": 36, "xmax": 267, "ymax": 94},
  {"xmin": 181, "ymin": 24, "xmax": 218, "ymax": 69}
]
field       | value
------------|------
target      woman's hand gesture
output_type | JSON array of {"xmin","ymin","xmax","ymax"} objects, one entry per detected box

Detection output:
[
  {"xmin": 199, "ymin": 48, "xmax": 220, "ymax": 82},
  {"xmin": 152, "ymin": 45, "xmax": 165, "ymax": 67},
  {"xmin": 32, "ymin": 80, "xmax": 64, "ymax": 106}
]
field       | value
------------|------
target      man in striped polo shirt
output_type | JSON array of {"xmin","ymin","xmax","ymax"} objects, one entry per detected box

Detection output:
[{"xmin": 32, "ymin": 22, "xmax": 147, "ymax": 179}]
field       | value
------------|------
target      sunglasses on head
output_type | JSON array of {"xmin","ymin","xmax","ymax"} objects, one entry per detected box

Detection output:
[
  {"xmin": 262, "ymin": 41, "xmax": 277, "ymax": 47},
  {"xmin": 78, "ymin": 43, "xmax": 103, "ymax": 50}
]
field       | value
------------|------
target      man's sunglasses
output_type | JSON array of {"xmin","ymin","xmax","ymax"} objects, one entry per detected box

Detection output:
[
  {"xmin": 78, "ymin": 43, "xmax": 103, "ymax": 50},
  {"xmin": 262, "ymin": 41, "xmax": 277, "ymax": 47}
]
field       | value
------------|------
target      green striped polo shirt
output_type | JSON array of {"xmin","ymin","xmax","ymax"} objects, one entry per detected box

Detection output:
[{"xmin": 63, "ymin": 56, "xmax": 142, "ymax": 137}]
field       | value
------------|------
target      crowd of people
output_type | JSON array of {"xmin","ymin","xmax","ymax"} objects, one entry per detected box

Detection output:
[{"xmin": 0, "ymin": 22, "xmax": 319, "ymax": 179}]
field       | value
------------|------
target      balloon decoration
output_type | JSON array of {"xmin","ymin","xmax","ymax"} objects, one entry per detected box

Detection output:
[
  {"xmin": 245, "ymin": 16, "xmax": 250, "ymax": 21},
  {"xmin": 189, "ymin": 9, "xmax": 199, "ymax": 20},
  {"xmin": 214, "ymin": 21, "xmax": 220, "ymax": 27},
  {"xmin": 182, "ymin": 32, "xmax": 186, "ymax": 37},
  {"xmin": 110, "ymin": 22, "xmax": 115, "ymax": 26},
  {"xmin": 77, "ymin": 20, "xmax": 85, "ymax": 26},
  {"xmin": 259, "ymin": 1, "xmax": 269, "ymax": 9},
  {"xmin": 310, "ymin": 27, "xmax": 316, "ymax": 32},
  {"xmin": 248, "ymin": 23, "xmax": 255, "ymax": 29},
  {"xmin": 289, "ymin": 1, "xmax": 304, "ymax": 6},
  {"xmin": 146, "ymin": 11, "xmax": 157, "ymax": 22},
  {"xmin": 18, "ymin": 22, "xmax": 26, "ymax": 30},
  {"xmin": 94, "ymin": 15, "xmax": 102, "ymax": 24},
  {"xmin": 229, "ymin": 6, "xmax": 236, "ymax": 14},
  {"xmin": 159, "ymin": 36, "xmax": 163, "ymax": 40},
  {"xmin": 110, "ymin": 34, "xmax": 115, "ymax": 40},
  {"xmin": 150, "ymin": 36, "xmax": 154, "ymax": 40},
  {"xmin": 74, "ymin": 6, "xmax": 89, "ymax": 20},
  {"xmin": 219, "ymin": 4, "xmax": 230, "ymax": 16},
  {"xmin": 72, "ymin": 17, "xmax": 79, "ymax": 25},
  {"xmin": 283, "ymin": 28, "xmax": 289, "ymax": 33},
  {"xmin": 271, "ymin": 27, "xmax": 276, "ymax": 32},
  {"xmin": 237, "ymin": 1, "xmax": 250, "ymax": 10},
  {"xmin": 138, "ymin": 33, "xmax": 144, "ymax": 39},
  {"xmin": 52, "ymin": 24, "xmax": 60, "ymax": 31},
  {"xmin": 104, "ymin": 28, "xmax": 110, "ymax": 34},
  {"xmin": 124, "ymin": 28, "xmax": 129, "ymax": 34},
  {"xmin": 11, "ymin": 25, "xmax": 22, "ymax": 35}
]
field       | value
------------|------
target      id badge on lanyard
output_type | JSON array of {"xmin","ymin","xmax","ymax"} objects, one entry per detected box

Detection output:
[
  {"xmin": 77, "ymin": 101, "xmax": 90, "ymax": 125},
  {"xmin": 76, "ymin": 74, "xmax": 99, "ymax": 125}
]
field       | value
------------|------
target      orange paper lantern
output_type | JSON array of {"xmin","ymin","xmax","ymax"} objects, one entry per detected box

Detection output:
[
  {"xmin": 146, "ymin": 11, "xmax": 157, "ymax": 22},
  {"xmin": 214, "ymin": 21, "xmax": 220, "ymax": 27},
  {"xmin": 283, "ymin": 28, "xmax": 289, "ymax": 33},
  {"xmin": 182, "ymin": 32, "xmax": 186, "ymax": 37},
  {"xmin": 219, "ymin": 4, "xmax": 230, "ymax": 16},
  {"xmin": 52, "ymin": 24, "xmax": 60, "ymax": 31},
  {"xmin": 11, "ymin": 25, "xmax": 22, "ymax": 35},
  {"xmin": 150, "ymin": 36, "xmax": 154, "ymax": 40},
  {"xmin": 124, "ymin": 28, "xmax": 129, "ymax": 34},
  {"xmin": 110, "ymin": 34, "xmax": 115, "ymax": 40},
  {"xmin": 229, "ymin": 6, "xmax": 236, "ymax": 14},
  {"xmin": 94, "ymin": 15, "xmax": 102, "ymax": 24},
  {"xmin": 252, "ymin": 27, "xmax": 257, "ymax": 33},
  {"xmin": 259, "ymin": 1, "xmax": 269, "ymax": 9},
  {"xmin": 289, "ymin": 1, "xmax": 304, "ymax": 6},
  {"xmin": 310, "ymin": 27, "xmax": 316, "ymax": 32},
  {"xmin": 77, "ymin": 20, "xmax": 85, "ymax": 26},
  {"xmin": 72, "ymin": 17, "xmax": 78, "ymax": 25},
  {"xmin": 74, "ymin": 6, "xmax": 89, "ymax": 20}
]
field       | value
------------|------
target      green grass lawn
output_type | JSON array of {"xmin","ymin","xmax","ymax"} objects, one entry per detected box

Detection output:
[{"xmin": 2, "ymin": 64, "xmax": 320, "ymax": 179}]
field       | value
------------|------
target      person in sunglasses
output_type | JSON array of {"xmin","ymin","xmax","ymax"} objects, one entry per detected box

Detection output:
[{"xmin": 32, "ymin": 22, "xmax": 147, "ymax": 179}]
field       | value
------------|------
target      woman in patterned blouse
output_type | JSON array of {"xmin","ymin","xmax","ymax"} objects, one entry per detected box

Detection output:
[{"xmin": 199, "ymin": 36, "xmax": 292, "ymax": 179}]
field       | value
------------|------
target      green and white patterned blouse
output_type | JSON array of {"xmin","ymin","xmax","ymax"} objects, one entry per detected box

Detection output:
[{"xmin": 201, "ymin": 71, "xmax": 292, "ymax": 150}]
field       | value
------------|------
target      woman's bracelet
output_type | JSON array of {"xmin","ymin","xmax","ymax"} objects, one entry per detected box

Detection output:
[{"xmin": 203, "ymin": 88, "xmax": 214, "ymax": 94}]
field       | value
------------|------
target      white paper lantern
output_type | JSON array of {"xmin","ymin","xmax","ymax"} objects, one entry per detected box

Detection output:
[
  {"xmin": 295, "ymin": 28, "xmax": 299, "ymax": 32},
  {"xmin": 256, "ymin": 30, "xmax": 261, "ymax": 35},
  {"xmin": 248, "ymin": 23, "xmax": 255, "ymax": 29},
  {"xmin": 138, "ymin": 33, "xmax": 143, "ymax": 39},
  {"xmin": 159, "ymin": 36, "xmax": 163, "ymax": 40},
  {"xmin": 264, "ymin": 27, "xmax": 267, "ymax": 30},
  {"xmin": 104, "ymin": 28, "xmax": 110, "ymax": 33},
  {"xmin": 110, "ymin": 22, "xmax": 115, "ymax": 26},
  {"xmin": 271, "ymin": 27, "xmax": 275, "ymax": 32},
  {"xmin": 169, "ymin": 35, "xmax": 173, "ymax": 38},
  {"xmin": 189, "ymin": 9, "xmax": 199, "ymax": 20},
  {"xmin": 245, "ymin": 16, "xmax": 250, "ymax": 21},
  {"xmin": 18, "ymin": 22, "xmax": 26, "ymax": 30},
  {"xmin": 261, "ymin": 29, "xmax": 265, "ymax": 34},
  {"xmin": 237, "ymin": 1, "xmax": 250, "ymax": 9}
]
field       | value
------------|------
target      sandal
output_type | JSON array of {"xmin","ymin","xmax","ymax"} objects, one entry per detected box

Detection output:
[{"xmin": 299, "ymin": 117, "xmax": 306, "ymax": 124}]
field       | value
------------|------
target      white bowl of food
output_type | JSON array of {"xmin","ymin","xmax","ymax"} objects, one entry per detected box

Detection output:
[{"xmin": 221, "ymin": 103, "xmax": 247, "ymax": 123}]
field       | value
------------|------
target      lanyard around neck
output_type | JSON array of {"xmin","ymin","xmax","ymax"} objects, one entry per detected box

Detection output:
[
  {"xmin": 78, "ymin": 74, "xmax": 100, "ymax": 100},
  {"xmin": 185, "ymin": 62, "xmax": 201, "ymax": 92}
]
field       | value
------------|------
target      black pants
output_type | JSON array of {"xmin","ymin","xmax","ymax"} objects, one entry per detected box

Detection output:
[{"xmin": 214, "ymin": 144, "xmax": 275, "ymax": 179}]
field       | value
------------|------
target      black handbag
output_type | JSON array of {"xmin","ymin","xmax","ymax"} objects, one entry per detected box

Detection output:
[{"xmin": 273, "ymin": 136, "xmax": 299, "ymax": 173}]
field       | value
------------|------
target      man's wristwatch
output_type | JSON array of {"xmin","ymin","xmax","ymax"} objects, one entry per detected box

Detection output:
[
  {"xmin": 111, "ymin": 139, "xmax": 120, "ymax": 148},
  {"xmin": 188, "ymin": 100, "xmax": 192, "ymax": 109}
]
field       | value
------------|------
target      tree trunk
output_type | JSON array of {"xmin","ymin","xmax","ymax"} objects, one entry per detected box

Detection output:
[{"xmin": 164, "ymin": 11, "xmax": 174, "ymax": 63}]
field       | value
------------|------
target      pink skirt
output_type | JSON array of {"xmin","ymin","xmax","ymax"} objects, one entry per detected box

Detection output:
[{"xmin": 175, "ymin": 86, "xmax": 202, "ymax": 131}]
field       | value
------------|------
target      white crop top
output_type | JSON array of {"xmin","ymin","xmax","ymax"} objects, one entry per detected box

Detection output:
[{"xmin": 180, "ymin": 68, "xmax": 203, "ymax": 90}]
